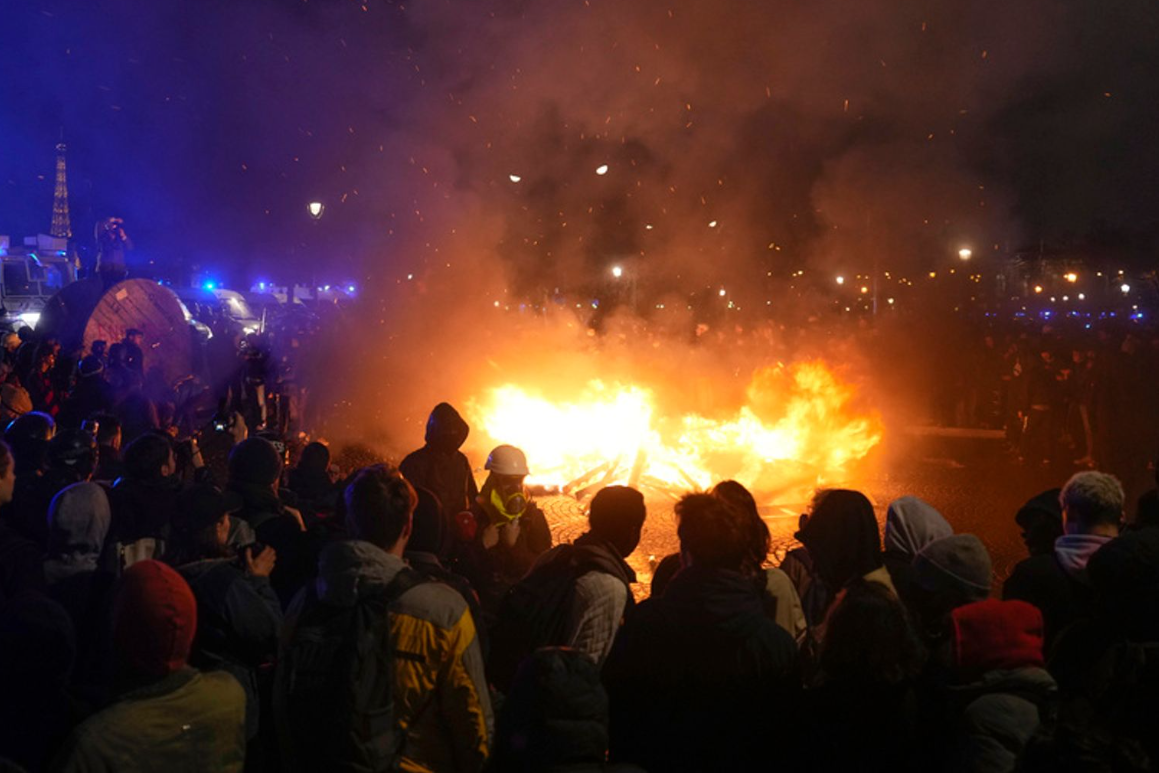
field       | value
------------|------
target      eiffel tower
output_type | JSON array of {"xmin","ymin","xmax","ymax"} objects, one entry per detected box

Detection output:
[{"xmin": 50, "ymin": 141, "xmax": 71, "ymax": 239}]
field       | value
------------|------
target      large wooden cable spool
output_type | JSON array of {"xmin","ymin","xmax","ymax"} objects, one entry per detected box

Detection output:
[{"xmin": 39, "ymin": 278, "xmax": 193, "ymax": 387}]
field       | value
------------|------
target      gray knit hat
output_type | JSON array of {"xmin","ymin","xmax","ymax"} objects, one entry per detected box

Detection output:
[{"xmin": 913, "ymin": 534, "xmax": 992, "ymax": 603}]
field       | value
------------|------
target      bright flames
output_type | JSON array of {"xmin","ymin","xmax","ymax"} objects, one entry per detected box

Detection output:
[{"xmin": 468, "ymin": 360, "xmax": 883, "ymax": 504}]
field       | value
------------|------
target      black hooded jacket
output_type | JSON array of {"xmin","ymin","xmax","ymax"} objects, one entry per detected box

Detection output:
[
  {"xmin": 399, "ymin": 403, "xmax": 479, "ymax": 523},
  {"xmin": 603, "ymin": 564, "xmax": 799, "ymax": 773}
]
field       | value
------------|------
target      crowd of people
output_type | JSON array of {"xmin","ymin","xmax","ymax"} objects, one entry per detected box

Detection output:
[
  {"xmin": 942, "ymin": 323, "xmax": 1159, "ymax": 480},
  {"xmin": 0, "ymin": 355, "xmax": 1157, "ymax": 770}
]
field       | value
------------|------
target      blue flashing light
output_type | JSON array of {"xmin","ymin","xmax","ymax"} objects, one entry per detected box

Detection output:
[
  {"xmin": 57, "ymin": 250, "xmax": 67, "ymax": 257},
  {"xmin": 203, "ymin": 281, "xmax": 216, "ymax": 291},
  {"xmin": 347, "ymin": 285, "xmax": 356, "ymax": 293},
  {"xmin": 1085, "ymin": 324, "xmax": 1091, "ymax": 329}
]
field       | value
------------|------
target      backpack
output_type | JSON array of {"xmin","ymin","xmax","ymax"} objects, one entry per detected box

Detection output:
[
  {"xmin": 275, "ymin": 567, "xmax": 424, "ymax": 773},
  {"xmin": 488, "ymin": 544, "xmax": 627, "ymax": 693}
]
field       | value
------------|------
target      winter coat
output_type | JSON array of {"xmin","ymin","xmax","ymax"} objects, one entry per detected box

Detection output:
[
  {"xmin": 278, "ymin": 540, "xmax": 493, "ymax": 773},
  {"xmin": 405, "ymin": 549, "xmax": 489, "ymax": 657},
  {"xmin": 50, "ymin": 668, "xmax": 247, "ymax": 773},
  {"xmin": 228, "ymin": 480, "xmax": 318, "ymax": 608},
  {"xmin": 603, "ymin": 564, "xmax": 799, "ymax": 773},
  {"xmin": 461, "ymin": 500, "xmax": 553, "ymax": 615},
  {"xmin": 531, "ymin": 533, "xmax": 637, "ymax": 667},
  {"xmin": 1002, "ymin": 534, "xmax": 1111, "ymax": 647},
  {"xmin": 400, "ymin": 403, "xmax": 479, "ymax": 528},
  {"xmin": 942, "ymin": 599, "xmax": 1057, "ymax": 773},
  {"xmin": 177, "ymin": 558, "xmax": 282, "ymax": 740}
]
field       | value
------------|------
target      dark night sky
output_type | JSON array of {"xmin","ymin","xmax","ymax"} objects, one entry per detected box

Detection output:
[{"xmin": 2, "ymin": 0, "xmax": 1158, "ymax": 292}]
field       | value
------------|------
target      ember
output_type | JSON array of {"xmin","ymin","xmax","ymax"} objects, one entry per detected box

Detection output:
[{"xmin": 468, "ymin": 360, "xmax": 882, "ymax": 503}]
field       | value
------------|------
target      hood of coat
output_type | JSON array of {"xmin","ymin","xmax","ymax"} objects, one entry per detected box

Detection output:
[
  {"xmin": 1054, "ymin": 533, "xmax": 1114, "ymax": 580},
  {"xmin": 315, "ymin": 539, "xmax": 406, "ymax": 607},
  {"xmin": 884, "ymin": 496, "xmax": 952, "ymax": 559},
  {"xmin": 952, "ymin": 599, "xmax": 1045, "ymax": 678},
  {"xmin": 797, "ymin": 489, "xmax": 883, "ymax": 590},
  {"xmin": 425, "ymin": 402, "xmax": 469, "ymax": 453},
  {"xmin": 947, "ymin": 665, "xmax": 1058, "ymax": 709},
  {"xmin": 113, "ymin": 560, "xmax": 197, "ymax": 679},
  {"xmin": 572, "ymin": 532, "xmax": 637, "ymax": 587},
  {"xmin": 45, "ymin": 482, "xmax": 112, "ymax": 583}
]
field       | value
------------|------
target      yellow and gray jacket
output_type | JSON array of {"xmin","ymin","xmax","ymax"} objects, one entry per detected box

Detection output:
[{"xmin": 309, "ymin": 539, "xmax": 493, "ymax": 773}]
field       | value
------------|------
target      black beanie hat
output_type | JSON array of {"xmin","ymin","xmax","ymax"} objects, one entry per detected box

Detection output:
[{"xmin": 228, "ymin": 438, "xmax": 284, "ymax": 487}]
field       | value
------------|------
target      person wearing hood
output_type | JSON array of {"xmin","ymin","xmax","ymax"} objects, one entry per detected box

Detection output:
[
  {"xmin": 603, "ymin": 493, "xmax": 799, "ymax": 773},
  {"xmin": 167, "ymin": 483, "xmax": 282, "ymax": 757},
  {"xmin": 275, "ymin": 465, "xmax": 492, "ymax": 773},
  {"xmin": 227, "ymin": 437, "xmax": 316, "ymax": 608},
  {"xmin": 909, "ymin": 534, "xmax": 993, "ymax": 654},
  {"xmin": 1004, "ymin": 471, "xmax": 1123, "ymax": 647},
  {"xmin": 57, "ymin": 356, "xmax": 114, "ymax": 431},
  {"xmin": 51, "ymin": 560, "xmax": 247, "ymax": 772},
  {"xmin": 488, "ymin": 647, "xmax": 645, "ymax": 773},
  {"xmin": 44, "ymin": 482, "xmax": 116, "ymax": 691},
  {"xmin": 400, "ymin": 403, "xmax": 479, "ymax": 531},
  {"xmin": 883, "ymin": 496, "xmax": 953, "ymax": 614},
  {"xmin": 941, "ymin": 599, "xmax": 1057, "ymax": 773},
  {"xmin": 461, "ymin": 445, "xmax": 552, "ymax": 615},
  {"xmin": 1014, "ymin": 488, "xmax": 1064, "ymax": 558}
]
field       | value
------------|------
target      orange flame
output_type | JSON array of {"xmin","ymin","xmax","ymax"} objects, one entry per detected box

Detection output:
[{"xmin": 467, "ymin": 360, "xmax": 883, "ymax": 503}]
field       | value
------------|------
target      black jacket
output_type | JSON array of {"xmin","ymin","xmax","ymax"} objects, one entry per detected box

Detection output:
[
  {"xmin": 229, "ymin": 481, "xmax": 319, "ymax": 609},
  {"xmin": 603, "ymin": 564, "xmax": 799, "ymax": 773},
  {"xmin": 1003, "ymin": 553, "xmax": 1095, "ymax": 649},
  {"xmin": 178, "ymin": 558, "xmax": 282, "ymax": 739},
  {"xmin": 400, "ymin": 403, "xmax": 478, "ymax": 528}
]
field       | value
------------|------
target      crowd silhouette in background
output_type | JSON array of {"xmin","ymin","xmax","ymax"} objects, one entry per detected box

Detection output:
[{"xmin": 0, "ymin": 321, "xmax": 1157, "ymax": 772}]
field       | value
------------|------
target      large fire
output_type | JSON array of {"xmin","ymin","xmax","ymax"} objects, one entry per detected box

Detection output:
[{"xmin": 467, "ymin": 360, "xmax": 883, "ymax": 504}]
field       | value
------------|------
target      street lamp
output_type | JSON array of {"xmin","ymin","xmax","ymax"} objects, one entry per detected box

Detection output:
[
  {"xmin": 835, "ymin": 275, "xmax": 845, "ymax": 285},
  {"xmin": 307, "ymin": 201, "xmax": 325, "ymax": 219},
  {"xmin": 611, "ymin": 265, "xmax": 623, "ymax": 279},
  {"xmin": 958, "ymin": 247, "xmax": 972, "ymax": 261},
  {"xmin": 1064, "ymin": 272, "xmax": 1078, "ymax": 283},
  {"xmin": 1121, "ymin": 283, "xmax": 1131, "ymax": 294}
]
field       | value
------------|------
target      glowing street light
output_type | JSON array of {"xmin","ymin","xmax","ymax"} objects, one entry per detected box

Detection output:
[
  {"xmin": 1121, "ymin": 283, "xmax": 1131, "ymax": 294},
  {"xmin": 835, "ymin": 275, "xmax": 845, "ymax": 285},
  {"xmin": 595, "ymin": 164, "xmax": 609, "ymax": 175},
  {"xmin": 718, "ymin": 288, "xmax": 727, "ymax": 297},
  {"xmin": 307, "ymin": 201, "xmax": 325, "ymax": 219},
  {"xmin": 508, "ymin": 174, "xmax": 522, "ymax": 183},
  {"xmin": 860, "ymin": 286, "xmax": 869, "ymax": 294},
  {"xmin": 1034, "ymin": 285, "xmax": 1043, "ymax": 294},
  {"xmin": 1064, "ymin": 272, "xmax": 1078, "ymax": 283},
  {"xmin": 958, "ymin": 247, "xmax": 972, "ymax": 260},
  {"xmin": 611, "ymin": 265, "xmax": 623, "ymax": 279}
]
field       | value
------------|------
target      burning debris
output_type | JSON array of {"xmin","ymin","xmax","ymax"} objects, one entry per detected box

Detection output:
[{"xmin": 467, "ymin": 359, "xmax": 882, "ymax": 504}]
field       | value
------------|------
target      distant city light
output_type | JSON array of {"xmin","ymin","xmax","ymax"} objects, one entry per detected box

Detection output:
[
  {"xmin": 508, "ymin": 174, "xmax": 522, "ymax": 183},
  {"xmin": 1121, "ymin": 283, "xmax": 1131, "ymax": 294},
  {"xmin": 645, "ymin": 224, "xmax": 654, "ymax": 230},
  {"xmin": 860, "ymin": 286, "xmax": 869, "ymax": 294},
  {"xmin": 307, "ymin": 201, "xmax": 325, "ymax": 219},
  {"xmin": 1078, "ymin": 293, "xmax": 1085, "ymax": 300},
  {"xmin": 708, "ymin": 220, "xmax": 718, "ymax": 228},
  {"xmin": 347, "ymin": 285, "xmax": 356, "ymax": 293},
  {"xmin": 611, "ymin": 265, "xmax": 623, "ymax": 278},
  {"xmin": 929, "ymin": 271, "xmax": 937, "ymax": 279},
  {"xmin": 1033, "ymin": 285, "xmax": 1043, "ymax": 294},
  {"xmin": 718, "ymin": 288, "xmax": 727, "ymax": 297},
  {"xmin": 835, "ymin": 275, "xmax": 845, "ymax": 285},
  {"xmin": 887, "ymin": 298, "xmax": 895, "ymax": 305},
  {"xmin": 406, "ymin": 274, "xmax": 414, "ymax": 280},
  {"xmin": 1064, "ymin": 272, "xmax": 1078, "ymax": 283},
  {"xmin": 595, "ymin": 164, "xmax": 609, "ymax": 175},
  {"xmin": 958, "ymin": 247, "xmax": 972, "ymax": 260}
]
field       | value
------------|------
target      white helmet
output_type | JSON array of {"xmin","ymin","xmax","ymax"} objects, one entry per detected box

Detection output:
[{"xmin": 485, "ymin": 445, "xmax": 530, "ymax": 476}]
